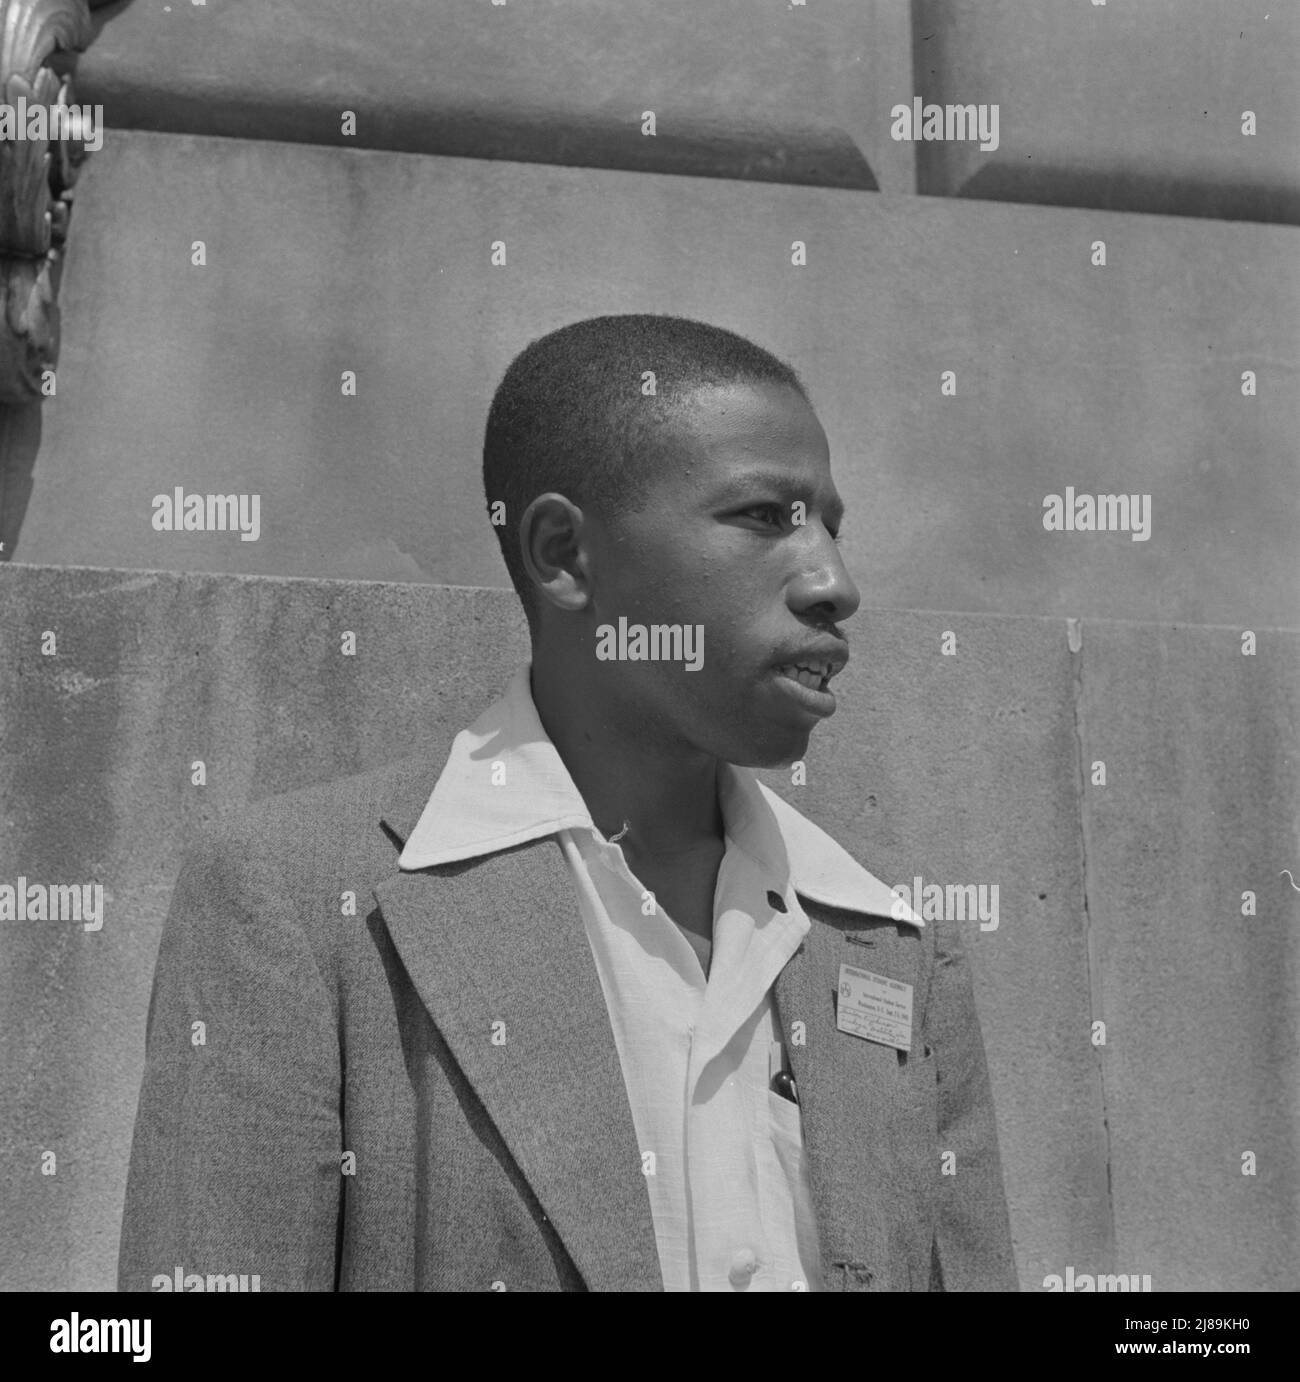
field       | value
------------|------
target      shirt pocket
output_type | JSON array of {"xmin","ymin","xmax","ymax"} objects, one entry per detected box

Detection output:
[
  {"xmin": 766, "ymin": 1085, "xmax": 807, "ymax": 1149},
  {"xmin": 762, "ymin": 1087, "xmax": 822, "ymax": 1287}
]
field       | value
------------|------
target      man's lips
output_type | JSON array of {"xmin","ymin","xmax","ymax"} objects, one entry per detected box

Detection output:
[
  {"xmin": 768, "ymin": 640, "xmax": 849, "ymax": 719},
  {"xmin": 769, "ymin": 642, "xmax": 849, "ymax": 693},
  {"xmin": 771, "ymin": 665, "xmax": 839, "ymax": 717}
]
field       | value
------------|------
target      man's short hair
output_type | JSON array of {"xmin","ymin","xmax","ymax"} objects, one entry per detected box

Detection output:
[{"xmin": 482, "ymin": 313, "xmax": 807, "ymax": 631}]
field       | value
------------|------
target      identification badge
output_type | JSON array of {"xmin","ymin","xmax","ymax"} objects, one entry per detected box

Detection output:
[{"xmin": 836, "ymin": 963, "xmax": 913, "ymax": 1051}]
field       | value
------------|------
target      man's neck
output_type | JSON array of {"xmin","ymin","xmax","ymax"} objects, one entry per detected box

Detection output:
[{"xmin": 529, "ymin": 656, "xmax": 724, "ymax": 860}]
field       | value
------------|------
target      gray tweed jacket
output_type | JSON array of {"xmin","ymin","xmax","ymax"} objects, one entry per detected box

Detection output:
[{"xmin": 117, "ymin": 752, "xmax": 1017, "ymax": 1292}]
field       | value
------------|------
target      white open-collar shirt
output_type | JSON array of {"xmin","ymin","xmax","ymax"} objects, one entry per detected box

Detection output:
[{"xmin": 398, "ymin": 665, "xmax": 921, "ymax": 1291}]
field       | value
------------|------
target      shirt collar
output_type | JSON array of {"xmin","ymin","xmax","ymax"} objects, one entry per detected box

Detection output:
[{"xmin": 398, "ymin": 664, "xmax": 921, "ymax": 926}]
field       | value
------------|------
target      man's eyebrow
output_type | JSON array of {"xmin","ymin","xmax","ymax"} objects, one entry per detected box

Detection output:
[{"xmin": 708, "ymin": 472, "xmax": 845, "ymax": 523}]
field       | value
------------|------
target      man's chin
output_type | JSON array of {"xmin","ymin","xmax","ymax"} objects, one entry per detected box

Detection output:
[{"xmin": 723, "ymin": 725, "xmax": 815, "ymax": 770}]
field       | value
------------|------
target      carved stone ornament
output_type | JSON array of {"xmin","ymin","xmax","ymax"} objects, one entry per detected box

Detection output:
[{"xmin": 0, "ymin": 0, "xmax": 95, "ymax": 405}]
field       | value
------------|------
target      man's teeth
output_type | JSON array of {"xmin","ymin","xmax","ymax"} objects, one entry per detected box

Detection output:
[{"xmin": 778, "ymin": 664, "xmax": 828, "ymax": 689}]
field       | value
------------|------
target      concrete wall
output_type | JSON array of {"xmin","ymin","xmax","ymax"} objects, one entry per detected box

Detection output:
[
  {"xmin": 913, "ymin": 0, "xmax": 1299, "ymax": 223},
  {"xmin": 76, "ymin": 0, "xmax": 908, "ymax": 190},
  {"xmin": 76, "ymin": 0, "xmax": 1300, "ymax": 222},
  {"xmin": 1078, "ymin": 620, "xmax": 1300, "ymax": 1289},
  {"xmin": 6, "ymin": 130, "xmax": 1298, "ymax": 627},
  {"xmin": 1, "ymin": 565, "xmax": 1294, "ymax": 1290}
]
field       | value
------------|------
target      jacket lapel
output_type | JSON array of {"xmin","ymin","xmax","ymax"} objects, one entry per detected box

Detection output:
[
  {"xmin": 373, "ymin": 833, "xmax": 663, "ymax": 1291},
  {"xmin": 775, "ymin": 905, "xmax": 922, "ymax": 1291}
]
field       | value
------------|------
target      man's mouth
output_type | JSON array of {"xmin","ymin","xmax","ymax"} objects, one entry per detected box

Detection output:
[
  {"xmin": 774, "ymin": 660, "xmax": 833, "ymax": 693},
  {"xmin": 771, "ymin": 657, "xmax": 842, "ymax": 719}
]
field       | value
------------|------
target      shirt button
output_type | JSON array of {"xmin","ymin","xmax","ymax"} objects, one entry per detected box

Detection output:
[{"xmin": 728, "ymin": 1248, "xmax": 760, "ymax": 1286}]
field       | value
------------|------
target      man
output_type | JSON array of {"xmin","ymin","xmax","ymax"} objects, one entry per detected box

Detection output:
[{"xmin": 118, "ymin": 314, "xmax": 1017, "ymax": 1291}]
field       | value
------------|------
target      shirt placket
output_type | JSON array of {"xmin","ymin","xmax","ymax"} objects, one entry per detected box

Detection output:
[{"xmin": 683, "ymin": 849, "xmax": 807, "ymax": 1290}]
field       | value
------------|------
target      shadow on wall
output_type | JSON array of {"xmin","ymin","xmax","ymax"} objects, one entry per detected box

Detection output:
[
  {"xmin": 0, "ymin": 403, "xmax": 42, "ymax": 560},
  {"xmin": 958, "ymin": 164, "xmax": 1300, "ymax": 227},
  {"xmin": 65, "ymin": 93, "xmax": 882, "ymax": 191}
]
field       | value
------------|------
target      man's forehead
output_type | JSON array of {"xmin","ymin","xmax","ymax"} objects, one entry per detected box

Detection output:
[
  {"xmin": 664, "ymin": 381, "xmax": 828, "ymax": 466},
  {"xmin": 635, "ymin": 381, "xmax": 838, "ymax": 512},
  {"xmin": 673, "ymin": 378, "xmax": 819, "ymax": 434}
]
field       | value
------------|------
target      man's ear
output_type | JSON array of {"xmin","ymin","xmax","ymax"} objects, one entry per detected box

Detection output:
[{"xmin": 519, "ymin": 491, "xmax": 591, "ymax": 617}]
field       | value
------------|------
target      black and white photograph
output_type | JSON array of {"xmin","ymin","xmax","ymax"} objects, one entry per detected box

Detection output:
[{"xmin": 0, "ymin": 0, "xmax": 1295, "ymax": 1352}]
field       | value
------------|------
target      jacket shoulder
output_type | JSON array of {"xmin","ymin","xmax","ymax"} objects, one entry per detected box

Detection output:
[
  {"xmin": 197, "ymin": 751, "xmax": 448, "ymax": 880},
  {"xmin": 249, "ymin": 753, "xmax": 445, "ymax": 832}
]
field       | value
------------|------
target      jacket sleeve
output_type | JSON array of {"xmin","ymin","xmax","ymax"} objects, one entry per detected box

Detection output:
[
  {"xmin": 924, "ymin": 908, "xmax": 1018, "ymax": 1290},
  {"xmin": 117, "ymin": 820, "xmax": 342, "ymax": 1291}
]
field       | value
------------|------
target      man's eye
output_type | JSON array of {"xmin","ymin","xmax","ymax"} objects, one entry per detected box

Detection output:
[{"xmin": 741, "ymin": 504, "xmax": 844, "ymax": 543}]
